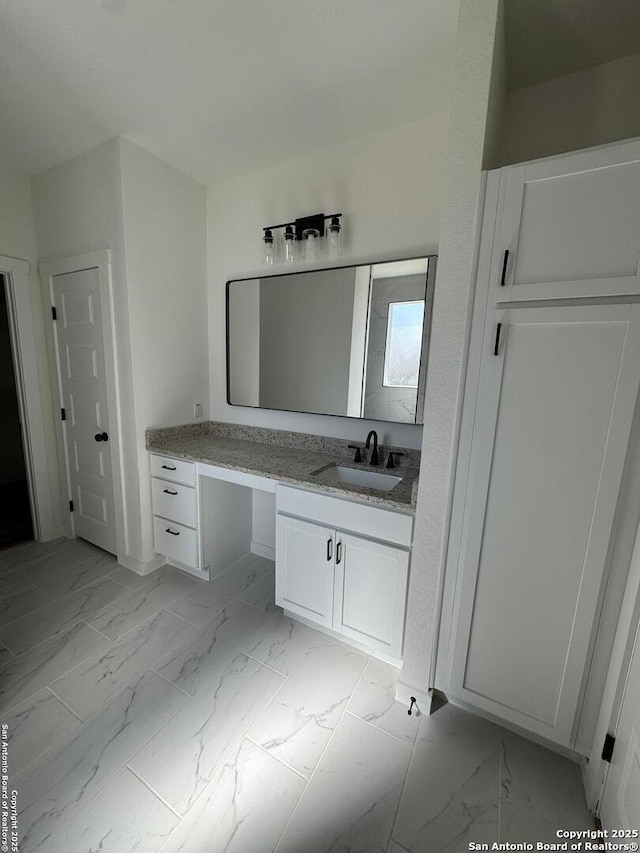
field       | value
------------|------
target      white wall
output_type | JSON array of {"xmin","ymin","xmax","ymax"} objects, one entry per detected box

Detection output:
[
  {"xmin": 31, "ymin": 138, "xmax": 141, "ymax": 557},
  {"xmin": 119, "ymin": 137, "xmax": 208, "ymax": 564},
  {"xmin": 500, "ymin": 51, "xmax": 640, "ymax": 166},
  {"xmin": 400, "ymin": 0, "xmax": 501, "ymax": 701},
  {"xmin": 32, "ymin": 137, "xmax": 208, "ymax": 567},
  {"xmin": 207, "ymin": 114, "xmax": 450, "ymax": 450}
]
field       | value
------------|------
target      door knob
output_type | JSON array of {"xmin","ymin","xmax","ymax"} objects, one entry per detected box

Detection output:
[{"xmin": 94, "ymin": 432, "xmax": 109, "ymax": 442}]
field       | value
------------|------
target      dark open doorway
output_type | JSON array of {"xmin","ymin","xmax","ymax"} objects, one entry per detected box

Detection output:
[{"xmin": 0, "ymin": 274, "xmax": 33, "ymax": 549}]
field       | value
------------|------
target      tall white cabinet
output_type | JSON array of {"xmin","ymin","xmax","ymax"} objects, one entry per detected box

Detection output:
[{"xmin": 446, "ymin": 139, "xmax": 640, "ymax": 749}]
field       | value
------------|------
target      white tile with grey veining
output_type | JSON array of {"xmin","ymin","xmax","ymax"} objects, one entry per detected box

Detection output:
[
  {"xmin": 32, "ymin": 551, "xmax": 118, "ymax": 598},
  {"xmin": 0, "ymin": 621, "xmax": 109, "ymax": 714},
  {"xmin": 238, "ymin": 552, "xmax": 276, "ymax": 573},
  {"xmin": 244, "ymin": 610, "xmax": 330, "ymax": 676},
  {"xmin": 158, "ymin": 738, "xmax": 305, "ymax": 853},
  {"xmin": 15, "ymin": 670, "xmax": 189, "ymax": 853},
  {"xmin": 0, "ymin": 577, "xmax": 129, "ymax": 653},
  {"xmin": 50, "ymin": 609, "xmax": 196, "ymax": 718},
  {"xmin": 153, "ymin": 599, "xmax": 269, "ymax": 696},
  {"xmin": 249, "ymin": 641, "xmax": 368, "ymax": 777},
  {"xmin": 392, "ymin": 705, "xmax": 501, "ymax": 853},
  {"xmin": 238, "ymin": 566, "xmax": 279, "ymax": 613},
  {"xmin": 0, "ymin": 585, "xmax": 51, "ymax": 627},
  {"xmin": 130, "ymin": 652, "xmax": 284, "ymax": 815},
  {"xmin": 501, "ymin": 730, "xmax": 593, "ymax": 830},
  {"xmin": 37, "ymin": 768, "xmax": 179, "ymax": 853},
  {"xmin": 275, "ymin": 711, "xmax": 411, "ymax": 853},
  {"xmin": 0, "ymin": 538, "xmax": 68, "ymax": 571},
  {"xmin": 346, "ymin": 657, "xmax": 418, "ymax": 746},
  {"xmin": 499, "ymin": 799, "xmax": 565, "ymax": 844},
  {"xmin": 166, "ymin": 559, "xmax": 268, "ymax": 627},
  {"xmin": 108, "ymin": 564, "xmax": 164, "ymax": 591},
  {"xmin": 87, "ymin": 565, "xmax": 197, "ymax": 639},
  {"xmin": 2, "ymin": 688, "xmax": 80, "ymax": 770}
]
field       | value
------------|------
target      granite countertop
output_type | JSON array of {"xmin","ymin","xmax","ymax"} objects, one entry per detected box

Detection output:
[{"xmin": 146, "ymin": 422, "xmax": 420, "ymax": 513}]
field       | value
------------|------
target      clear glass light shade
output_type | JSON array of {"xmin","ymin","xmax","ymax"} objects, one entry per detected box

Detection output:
[
  {"xmin": 262, "ymin": 230, "xmax": 275, "ymax": 265},
  {"xmin": 327, "ymin": 220, "xmax": 343, "ymax": 258},
  {"xmin": 302, "ymin": 228, "xmax": 320, "ymax": 262}
]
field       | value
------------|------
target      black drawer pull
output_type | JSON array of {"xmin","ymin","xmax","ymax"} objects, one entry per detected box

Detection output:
[
  {"xmin": 327, "ymin": 538, "xmax": 333, "ymax": 562},
  {"xmin": 494, "ymin": 323, "xmax": 502, "ymax": 356},
  {"xmin": 165, "ymin": 528, "xmax": 180, "ymax": 536},
  {"xmin": 500, "ymin": 249, "xmax": 509, "ymax": 287},
  {"xmin": 336, "ymin": 541, "xmax": 342, "ymax": 565},
  {"xmin": 163, "ymin": 489, "xmax": 178, "ymax": 495},
  {"xmin": 161, "ymin": 464, "xmax": 177, "ymax": 471}
]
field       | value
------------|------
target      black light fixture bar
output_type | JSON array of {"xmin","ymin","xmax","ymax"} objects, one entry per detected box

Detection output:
[{"xmin": 263, "ymin": 212, "xmax": 342, "ymax": 241}]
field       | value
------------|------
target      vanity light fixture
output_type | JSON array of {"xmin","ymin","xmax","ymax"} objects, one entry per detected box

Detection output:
[{"xmin": 261, "ymin": 212, "xmax": 343, "ymax": 265}]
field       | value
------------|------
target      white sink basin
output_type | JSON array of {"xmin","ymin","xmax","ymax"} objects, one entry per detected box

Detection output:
[{"xmin": 312, "ymin": 464, "xmax": 402, "ymax": 492}]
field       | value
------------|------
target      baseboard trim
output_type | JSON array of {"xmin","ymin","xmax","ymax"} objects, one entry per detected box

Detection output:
[
  {"xmin": 118, "ymin": 553, "xmax": 165, "ymax": 576},
  {"xmin": 251, "ymin": 541, "xmax": 275, "ymax": 561}
]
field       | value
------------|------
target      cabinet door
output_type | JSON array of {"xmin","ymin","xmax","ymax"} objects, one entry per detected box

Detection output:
[
  {"xmin": 275, "ymin": 514, "xmax": 335, "ymax": 628},
  {"xmin": 452, "ymin": 303, "xmax": 640, "ymax": 746},
  {"xmin": 494, "ymin": 140, "xmax": 640, "ymax": 302},
  {"xmin": 333, "ymin": 533, "xmax": 408, "ymax": 659}
]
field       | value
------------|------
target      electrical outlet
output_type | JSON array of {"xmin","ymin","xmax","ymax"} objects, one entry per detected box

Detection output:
[{"xmin": 193, "ymin": 401, "xmax": 203, "ymax": 419}]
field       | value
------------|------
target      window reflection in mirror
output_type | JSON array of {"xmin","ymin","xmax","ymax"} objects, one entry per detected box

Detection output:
[{"xmin": 226, "ymin": 256, "xmax": 435, "ymax": 425}]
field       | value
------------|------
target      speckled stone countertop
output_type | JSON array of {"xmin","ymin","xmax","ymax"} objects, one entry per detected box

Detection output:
[{"xmin": 146, "ymin": 422, "xmax": 420, "ymax": 513}]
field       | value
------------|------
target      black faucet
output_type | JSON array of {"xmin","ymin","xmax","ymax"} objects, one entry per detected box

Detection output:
[{"xmin": 365, "ymin": 430, "xmax": 379, "ymax": 466}]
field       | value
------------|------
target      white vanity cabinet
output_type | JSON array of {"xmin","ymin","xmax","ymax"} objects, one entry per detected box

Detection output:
[
  {"xmin": 275, "ymin": 485, "xmax": 412, "ymax": 660},
  {"xmin": 150, "ymin": 453, "xmax": 203, "ymax": 575}
]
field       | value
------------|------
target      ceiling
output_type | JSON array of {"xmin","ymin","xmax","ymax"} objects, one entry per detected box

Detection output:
[
  {"xmin": 506, "ymin": 0, "xmax": 640, "ymax": 90},
  {"xmin": 0, "ymin": 0, "xmax": 459, "ymax": 185}
]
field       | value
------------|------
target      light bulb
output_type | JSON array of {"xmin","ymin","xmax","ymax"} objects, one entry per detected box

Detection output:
[{"xmin": 263, "ymin": 229, "xmax": 275, "ymax": 265}]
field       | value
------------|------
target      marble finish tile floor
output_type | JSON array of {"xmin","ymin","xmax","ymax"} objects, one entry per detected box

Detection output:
[{"xmin": 0, "ymin": 537, "xmax": 596, "ymax": 852}]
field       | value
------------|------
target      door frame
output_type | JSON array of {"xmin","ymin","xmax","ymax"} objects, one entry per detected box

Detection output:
[
  {"xmin": 40, "ymin": 250, "xmax": 128, "ymax": 560},
  {"xmin": 0, "ymin": 254, "xmax": 57, "ymax": 541}
]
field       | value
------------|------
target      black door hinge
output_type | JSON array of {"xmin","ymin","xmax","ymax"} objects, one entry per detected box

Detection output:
[
  {"xmin": 51, "ymin": 306, "xmax": 57, "ymax": 320},
  {"xmin": 61, "ymin": 408, "xmax": 66, "ymax": 421},
  {"xmin": 69, "ymin": 500, "xmax": 74, "ymax": 513},
  {"xmin": 602, "ymin": 733, "xmax": 615, "ymax": 763}
]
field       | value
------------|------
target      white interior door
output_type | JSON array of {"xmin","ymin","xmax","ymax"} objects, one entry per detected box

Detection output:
[
  {"xmin": 51, "ymin": 267, "xmax": 117, "ymax": 554},
  {"xmin": 600, "ymin": 616, "xmax": 640, "ymax": 828},
  {"xmin": 452, "ymin": 303, "xmax": 640, "ymax": 746}
]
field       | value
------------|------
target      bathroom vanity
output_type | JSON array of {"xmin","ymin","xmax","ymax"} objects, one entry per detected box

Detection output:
[{"xmin": 147, "ymin": 422, "xmax": 418, "ymax": 662}]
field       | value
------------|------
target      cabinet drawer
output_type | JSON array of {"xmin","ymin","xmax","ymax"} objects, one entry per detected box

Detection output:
[
  {"xmin": 276, "ymin": 485, "xmax": 413, "ymax": 548},
  {"xmin": 153, "ymin": 516, "xmax": 198, "ymax": 568},
  {"xmin": 151, "ymin": 478, "xmax": 197, "ymax": 527},
  {"xmin": 149, "ymin": 454, "xmax": 196, "ymax": 486}
]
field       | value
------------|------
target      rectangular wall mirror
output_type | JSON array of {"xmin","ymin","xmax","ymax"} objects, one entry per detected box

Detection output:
[{"xmin": 226, "ymin": 255, "xmax": 436, "ymax": 425}]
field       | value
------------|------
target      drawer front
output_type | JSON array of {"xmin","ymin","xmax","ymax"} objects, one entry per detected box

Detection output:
[
  {"xmin": 151, "ymin": 478, "xmax": 197, "ymax": 527},
  {"xmin": 149, "ymin": 454, "xmax": 196, "ymax": 486},
  {"xmin": 153, "ymin": 516, "xmax": 198, "ymax": 568},
  {"xmin": 276, "ymin": 485, "xmax": 413, "ymax": 548}
]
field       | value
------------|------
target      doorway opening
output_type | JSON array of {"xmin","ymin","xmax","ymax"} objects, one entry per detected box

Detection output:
[{"xmin": 0, "ymin": 273, "xmax": 34, "ymax": 549}]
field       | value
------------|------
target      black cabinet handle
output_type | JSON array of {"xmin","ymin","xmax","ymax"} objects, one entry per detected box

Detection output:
[
  {"xmin": 165, "ymin": 528, "xmax": 180, "ymax": 536},
  {"xmin": 161, "ymin": 464, "xmax": 177, "ymax": 471},
  {"xmin": 95, "ymin": 433, "xmax": 103, "ymax": 442},
  {"xmin": 327, "ymin": 538, "xmax": 333, "ymax": 562},
  {"xmin": 500, "ymin": 250, "xmax": 510, "ymax": 287},
  {"xmin": 163, "ymin": 489, "xmax": 178, "ymax": 495},
  {"xmin": 95, "ymin": 432, "xmax": 108, "ymax": 442},
  {"xmin": 336, "ymin": 541, "xmax": 342, "ymax": 565},
  {"xmin": 494, "ymin": 323, "xmax": 502, "ymax": 356}
]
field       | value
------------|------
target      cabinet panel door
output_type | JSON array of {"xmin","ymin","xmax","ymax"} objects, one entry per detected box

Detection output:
[
  {"xmin": 495, "ymin": 140, "xmax": 640, "ymax": 301},
  {"xmin": 275, "ymin": 514, "xmax": 335, "ymax": 628},
  {"xmin": 333, "ymin": 533, "xmax": 408, "ymax": 659},
  {"xmin": 452, "ymin": 304, "xmax": 640, "ymax": 746}
]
